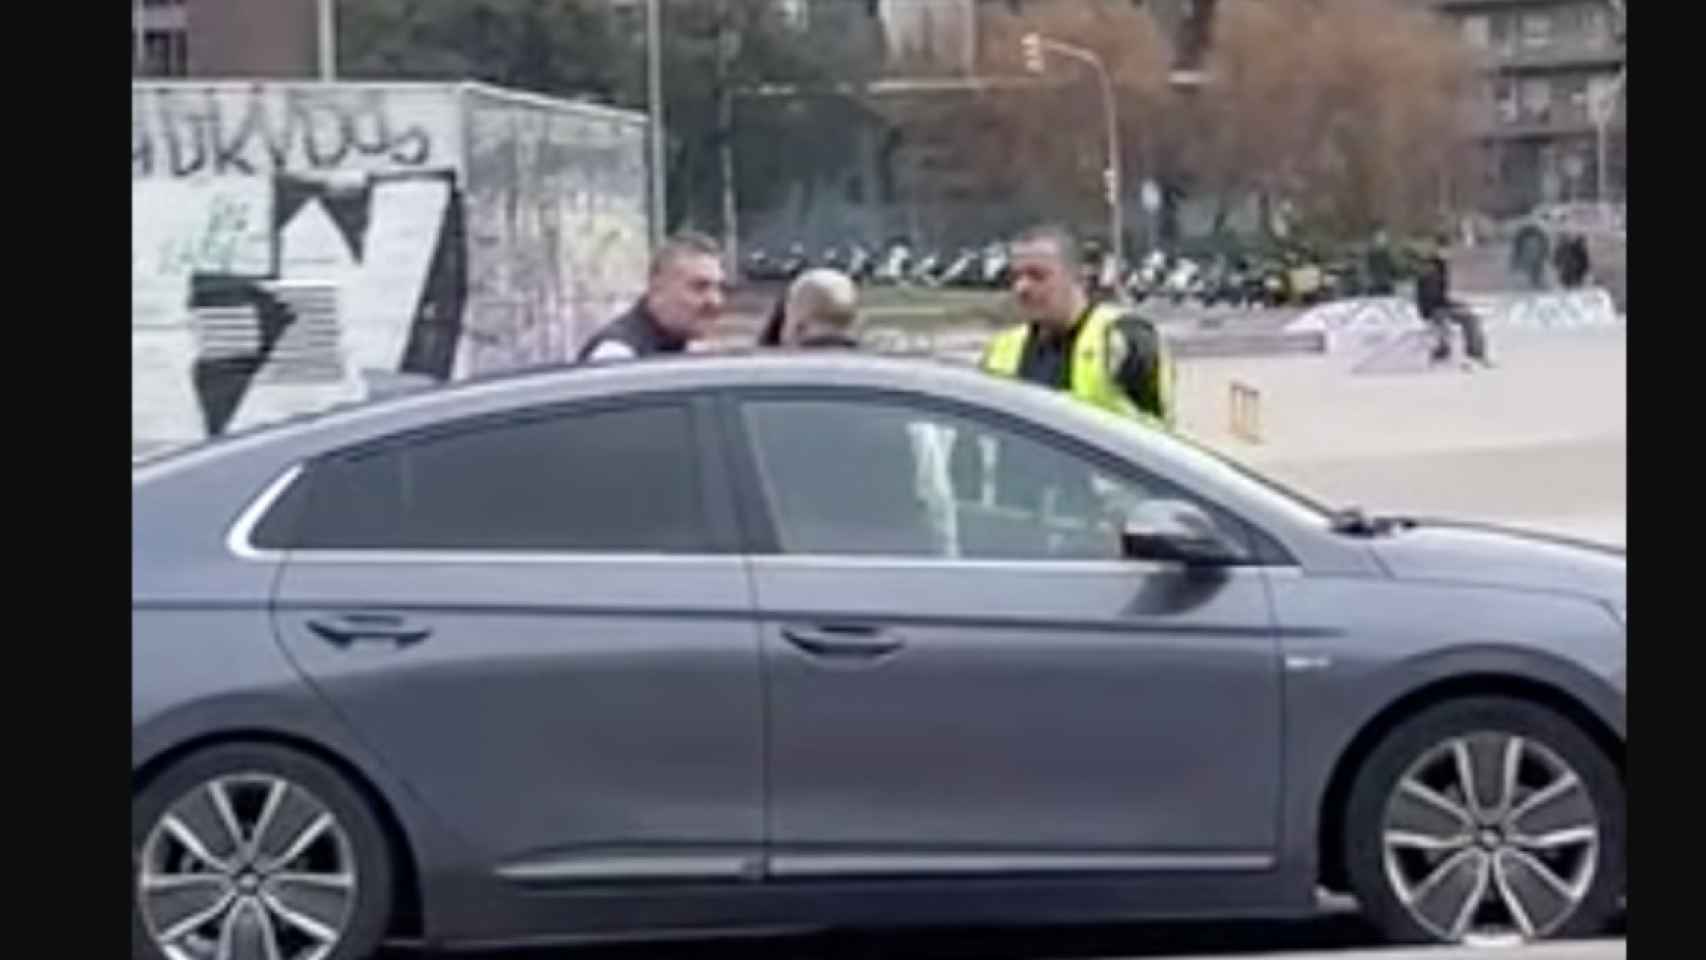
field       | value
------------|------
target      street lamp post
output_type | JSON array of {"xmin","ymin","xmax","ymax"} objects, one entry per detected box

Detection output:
[
  {"xmin": 317, "ymin": 0, "xmax": 338, "ymax": 81},
  {"xmin": 134, "ymin": 0, "xmax": 147, "ymax": 74},
  {"xmin": 646, "ymin": 0, "xmax": 667, "ymax": 251},
  {"xmin": 1022, "ymin": 33, "xmax": 1125, "ymax": 283},
  {"xmin": 1590, "ymin": 66, "xmax": 1625, "ymax": 209}
]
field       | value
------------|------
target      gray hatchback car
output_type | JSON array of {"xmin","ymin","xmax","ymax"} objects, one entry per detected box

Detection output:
[{"xmin": 132, "ymin": 352, "xmax": 1625, "ymax": 959}]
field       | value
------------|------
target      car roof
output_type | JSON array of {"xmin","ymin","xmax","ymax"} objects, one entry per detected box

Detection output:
[{"xmin": 134, "ymin": 351, "xmax": 1071, "ymax": 481}]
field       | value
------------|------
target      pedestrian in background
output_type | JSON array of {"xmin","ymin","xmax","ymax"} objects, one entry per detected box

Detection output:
[
  {"xmin": 1416, "ymin": 235, "xmax": 1493, "ymax": 370},
  {"xmin": 1510, "ymin": 221, "xmax": 1550, "ymax": 291},
  {"xmin": 1365, "ymin": 227, "xmax": 1398, "ymax": 296},
  {"xmin": 578, "ymin": 231, "xmax": 726, "ymax": 362},
  {"xmin": 1555, "ymin": 233, "xmax": 1591, "ymax": 289}
]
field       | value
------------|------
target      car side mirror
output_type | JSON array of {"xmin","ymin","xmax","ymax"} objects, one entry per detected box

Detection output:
[{"xmin": 1119, "ymin": 499, "xmax": 1249, "ymax": 567}]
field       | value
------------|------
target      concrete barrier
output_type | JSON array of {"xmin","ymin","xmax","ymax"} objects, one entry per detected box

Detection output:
[
  {"xmin": 1288, "ymin": 289, "xmax": 1623, "ymax": 363},
  {"xmin": 1461, "ymin": 288, "xmax": 1621, "ymax": 331}
]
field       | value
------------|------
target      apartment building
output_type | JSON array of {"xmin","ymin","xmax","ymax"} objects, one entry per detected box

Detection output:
[
  {"xmin": 131, "ymin": 0, "xmax": 319, "ymax": 79},
  {"xmin": 1429, "ymin": 0, "xmax": 1626, "ymax": 214}
]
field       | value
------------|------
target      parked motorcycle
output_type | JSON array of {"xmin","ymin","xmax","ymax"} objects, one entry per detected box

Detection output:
[
  {"xmin": 979, "ymin": 244, "xmax": 1010, "ymax": 288},
  {"xmin": 937, "ymin": 248, "xmax": 981, "ymax": 288},
  {"xmin": 909, "ymin": 250, "xmax": 943, "ymax": 287},
  {"xmin": 1163, "ymin": 257, "xmax": 1204, "ymax": 306},
  {"xmin": 846, "ymin": 244, "xmax": 876, "ymax": 284},
  {"xmin": 873, "ymin": 242, "xmax": 911, "ymax": 285}
]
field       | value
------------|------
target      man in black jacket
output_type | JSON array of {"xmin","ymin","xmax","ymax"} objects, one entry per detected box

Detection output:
[{"xmin": 578, "ymin": 231, "xmax": 726, "ymax": 362}]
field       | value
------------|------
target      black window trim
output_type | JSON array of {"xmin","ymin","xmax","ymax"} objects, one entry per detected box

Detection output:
[
  {"xmin": 233, "ymin": 391, "xmax": 741, "ymax": 560},
  {"xmin": 715, "ymin": 385, "xmax": 1298, "ymax": 567}
]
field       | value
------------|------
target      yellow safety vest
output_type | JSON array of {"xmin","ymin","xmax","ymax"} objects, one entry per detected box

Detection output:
[{"xmin": 981, "ymin": 303, "xmax": 1176, "ymax": 430}]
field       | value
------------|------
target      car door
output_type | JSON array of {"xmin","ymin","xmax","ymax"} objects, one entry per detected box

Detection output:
[
  {"xmin": 264, "ymin": 396, "xmax": 766, "ymax": 884},
  {"xmin": 723, "ymin": 389, "xmax": 1285, "ymax": 879}
]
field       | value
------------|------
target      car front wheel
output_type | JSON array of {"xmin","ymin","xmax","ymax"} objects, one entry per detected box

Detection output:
[
  {"xmin": 1343, "ymin": 696, "xmax": 1624, "ymax": 946},
  {"xmin": 132, "ymin": 742, "xmax": 394, "ymax": 960}
]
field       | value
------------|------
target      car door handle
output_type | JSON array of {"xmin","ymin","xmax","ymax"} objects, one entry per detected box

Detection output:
[
  {"xmin": 307, "ymin": 613, "xmax": 432, "ymax": 648},
  {"xmin": 780, "ymin": 624, "xmax": 904, "ymax": 659}
]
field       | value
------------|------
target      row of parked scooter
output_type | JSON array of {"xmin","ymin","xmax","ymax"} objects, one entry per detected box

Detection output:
[{"xmin": 742, "ymin": 242, "xmax": 1391, "ymax": 308}]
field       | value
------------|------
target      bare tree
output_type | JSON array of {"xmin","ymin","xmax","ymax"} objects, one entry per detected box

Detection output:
[{"xmin": 950, "ymin": 0, "xmax": 1476, "ymax": 245}]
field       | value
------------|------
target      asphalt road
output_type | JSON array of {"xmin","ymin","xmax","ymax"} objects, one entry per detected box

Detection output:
[{"xmin": 378, "ymin": 913, "xmax": 1624, "ymax": 959}]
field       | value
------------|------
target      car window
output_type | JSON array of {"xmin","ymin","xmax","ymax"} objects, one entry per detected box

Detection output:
[
  {"xmin": 741, "ymin": 398, "xmax": 1249, "ymax": 562},
  {"xmin": 276, "ymin": 403, "xmax": 708, "ymax": 553}
]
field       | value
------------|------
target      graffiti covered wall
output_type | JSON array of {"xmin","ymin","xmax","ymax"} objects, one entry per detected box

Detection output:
[
  {"xmin": 458, "ymin": 86, "xmax": 649, "ymax": 376},
  {"xmin": 132, "ymin": 81, "xmax": 650, "ymax": 453},
  {"xmin": 133, "ymin": 82, "xmax": 465, "ymax": 451}
]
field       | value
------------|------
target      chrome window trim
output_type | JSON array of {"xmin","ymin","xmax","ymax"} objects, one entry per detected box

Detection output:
[
  {"xmin": 227, "ymin": 467, "xmax": 1295, "ymax": 573},
  {"xmin": 496, "ymin": 853, "xmax": 757, "ymax": 886},
  {"xmin": 277, "ymin": 550, "xmax": 747, "ymax": 567},
  {"xmin": 226, "ymin": 463, "xmax": 305, "ymax": 562}
]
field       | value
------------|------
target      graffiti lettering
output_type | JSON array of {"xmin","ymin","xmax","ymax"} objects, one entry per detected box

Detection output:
[
  {"xmin": 133, "ymin": 87, "xmax": 436, "ymax": 178},
  {"xmin": 154, "ymin": 192, "xmax": 260, "ymax": 276}
]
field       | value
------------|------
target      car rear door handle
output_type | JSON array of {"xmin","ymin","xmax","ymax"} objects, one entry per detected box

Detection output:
[
  {"xmin": 780, "ymin": 624, "xmax": 904, "ymax": 659},
  {"xmin": 307, "ymin": 613, "xmax": 432, "ymax": 648}
]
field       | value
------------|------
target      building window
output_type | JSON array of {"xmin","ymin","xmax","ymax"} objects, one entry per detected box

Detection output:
[
  {"xmin": 1588, "ymin": 73, "xmax": 1624, "ymax": 123},
  {"xmin": 1520, "ymin": 77, "xmax": 1553, "ymax": 125},
  {"xmin": 1489, "ymin": 12, "xmax": 1516, "ymax": 57},
  {"xmin": 1461, "ymin": 15, "xmax": 1490, "ymax": 51},
  {"xmin": 779, "ymin": 0, "xmax": 810, "ymax": 32},
  {"xmin": 135, "ymin": 29, "xmax": 188, "ymax": 77},
  {"xmin": 1519, "ymin": 11, "xmax": 1553, "ymax": 52},
  {"xmin": 1559, "ymin": 2, "xmax": 1612, "ymax": 51},
  {"xmin": 1559, "ymin": 75, "xmax": 1590, "ymax": 125},
  {"xmin": 1494, "ymin": 78, "xmax": 1520, "ymax": 126}
]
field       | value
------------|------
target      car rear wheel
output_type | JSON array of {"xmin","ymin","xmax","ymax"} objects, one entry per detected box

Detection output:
[
  {"xmin": 1343, "ymin": 696, "xmax": 1623, "ymax": 946},
  {"xmin": 132, "ymin": 742, "xmax": 394, "ymax": 960}
]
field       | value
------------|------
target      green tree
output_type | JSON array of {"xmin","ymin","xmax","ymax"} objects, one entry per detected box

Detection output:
[
  {"xmin": 340, "ymin": 0, "xmax": 622, "ymax": 101},
  {"xmin": 338, "ymin": 0, "xmax": 876, "ymax": 235}
]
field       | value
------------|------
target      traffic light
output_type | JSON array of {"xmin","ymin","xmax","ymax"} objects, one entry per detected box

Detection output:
[{"xmin": 1021, "ymin": 33, "xmax": 1044, "ymax": 74}]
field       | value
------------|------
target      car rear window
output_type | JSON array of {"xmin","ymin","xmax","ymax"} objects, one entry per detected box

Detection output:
[{"xmin": 251, "ymin": 403, "xmax": 709, "ymax": 553}]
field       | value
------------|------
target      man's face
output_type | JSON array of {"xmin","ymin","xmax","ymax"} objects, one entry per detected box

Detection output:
[
  {"xmin": 1010, "ymin": 239, "xmax": 1081, "ymax": 328},
  {"xmin": 648, "ymin": 253, "xmax": 726, "ymax": 341}
]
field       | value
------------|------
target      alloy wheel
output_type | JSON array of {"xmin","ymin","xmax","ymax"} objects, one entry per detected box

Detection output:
[
  {"xmin": 1381, "ymin": 732, "xmax": 1600, "ymax": 944},
  {"xmin": 137, "ymin": 772, "xmax": 358, "ymax": 960}
]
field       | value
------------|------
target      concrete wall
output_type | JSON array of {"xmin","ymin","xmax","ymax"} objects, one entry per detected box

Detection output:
[
  {"xmin": 458, "ymin": 85, "xmax": 650, "ymax": 376},
  {"xmin": 132, "ymin": 81, "xmax": 649, "ymax": 453}
]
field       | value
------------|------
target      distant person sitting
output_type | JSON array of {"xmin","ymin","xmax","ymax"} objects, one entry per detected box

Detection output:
[
  {"xmin": 578, "ymin": 231, "xmax": 726, "ymax": 363},
  {"xmin": 1416, "ymin": 236, "xmax": 1492, "ymax": 370}
]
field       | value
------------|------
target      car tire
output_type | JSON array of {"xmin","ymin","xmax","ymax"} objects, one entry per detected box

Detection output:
[
  {"xmin": 132, "ymin": 742, "xmax": 395, "ymax": 960},
  {"xmin": 1343, "ymin": 696, "xmax": 1623, "ymax": 946}
]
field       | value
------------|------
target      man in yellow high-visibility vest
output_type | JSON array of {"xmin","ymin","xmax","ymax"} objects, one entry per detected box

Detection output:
[{"xmin": 982, "ymin": 224, "xmax": 1176, "ymax": 430}]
